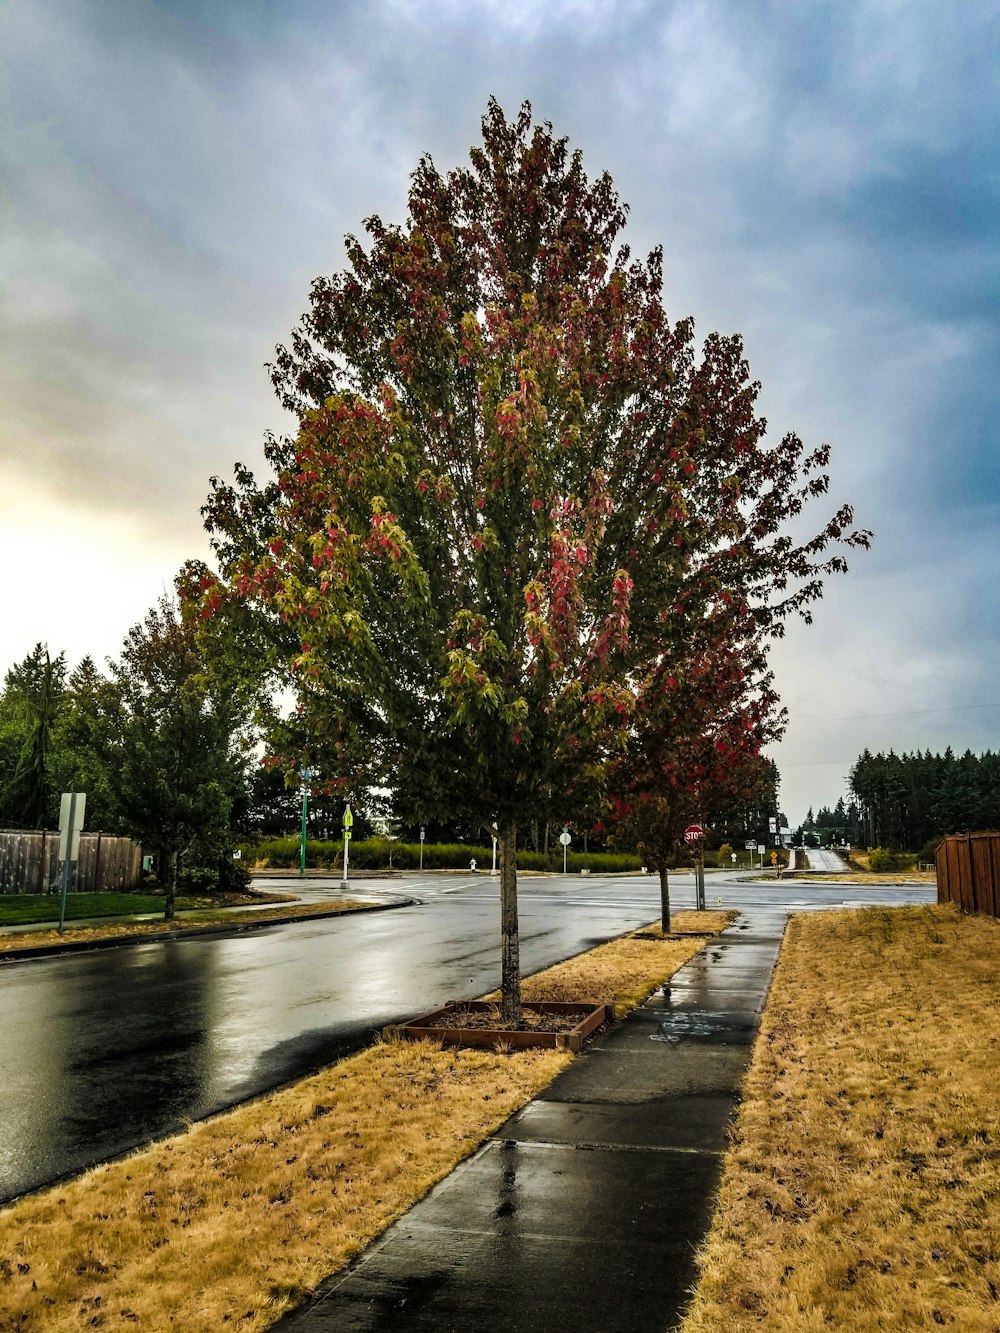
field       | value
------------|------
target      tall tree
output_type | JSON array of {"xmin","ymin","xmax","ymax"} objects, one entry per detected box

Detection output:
[
  {"xmin": 188, "ymin": 100, "xmax": 869, "ymax": 1020},
  {"xmin": 0, "ymin": 644, "xmax": 67, "ymax": 828},
  {"xmin": 49, "ymin": 656, "xmax": 117, "ymax": 831}
]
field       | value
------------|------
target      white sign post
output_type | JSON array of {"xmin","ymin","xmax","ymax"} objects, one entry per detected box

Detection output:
[
  {"xmin": 419, "ymin": 825, "xmax": 425, "ymax": 872},
  {"xmin": 57, "ymin": 791, "xmax": 86, "ymax": 934},
  {"xmin": 684, "ymin": 825, "xmax": 705, "ymax": 909},
  {"xmin": 559, "ymin": 827, "xmax": 571, "ymax": 874}
]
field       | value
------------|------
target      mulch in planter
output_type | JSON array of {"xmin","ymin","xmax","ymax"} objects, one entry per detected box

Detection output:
[{"xmin": 391, "ymin": 999, "xmax": 614, "ymax": 1052}]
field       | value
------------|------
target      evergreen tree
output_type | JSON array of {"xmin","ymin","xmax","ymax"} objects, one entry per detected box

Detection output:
[{"xmin": 0, "ymin": 645, "xmax": 67, "ymax": 828}]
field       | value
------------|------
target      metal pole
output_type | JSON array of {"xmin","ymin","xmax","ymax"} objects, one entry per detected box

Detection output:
[
  {"xmin": 57, "ymin": 850, "xmax": 71, "ymax": 934},
  {"xmin": 299, "ymin": 786, "xmax": 308, "ymax": 877},
  {"xmin": 341, "ymin": 804, "xmax": 353, "ymax": 889},
  {"xmin": 696, "ymin": 849, "xmax": 706, "ymax": 910},
  {"xmin": 419, "ymin": 826, "xmax": 424, "ymax": 872}
]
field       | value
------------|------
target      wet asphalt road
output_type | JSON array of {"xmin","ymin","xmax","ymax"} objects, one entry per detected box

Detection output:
[
  {"xmin": 0, "ymin": 871, "xmax": 935, "ymax": 1203},
  {"xmin": 0, "ymin": 872, "xmax": 668, "ymax": 1202}
]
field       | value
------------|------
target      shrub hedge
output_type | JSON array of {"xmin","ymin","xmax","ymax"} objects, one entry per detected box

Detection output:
[
  {"xmin": 244, "ymin": 837, "xmax": 643, "ymax": 874},
  {"xmin": 867, "ymin": 846, "xmax": 917, "ymax": 873}
]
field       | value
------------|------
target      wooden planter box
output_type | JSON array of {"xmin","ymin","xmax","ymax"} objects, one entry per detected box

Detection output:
[{"xmin": 391, "ymin": 1000, "xmax": 613, "ymax": 1052}]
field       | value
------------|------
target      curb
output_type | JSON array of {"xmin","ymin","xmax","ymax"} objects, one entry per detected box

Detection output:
[{"xmin": 0, "ymin": 899, "xmax": 417, "ymax": 965}]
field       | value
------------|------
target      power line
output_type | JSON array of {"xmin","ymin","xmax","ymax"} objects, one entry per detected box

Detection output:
[
  {"xmin": 790, "ymin": 702, "xmax": 1000, "ymax": 725},
  {"xmin": 777, "ymin": 758, "xmax": 854, "ymax": 766}
]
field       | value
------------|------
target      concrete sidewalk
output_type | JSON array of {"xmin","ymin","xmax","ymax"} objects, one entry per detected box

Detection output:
[{"xmin": 275, "ymin": 905, "xmax": 786, "ymax": 1333}]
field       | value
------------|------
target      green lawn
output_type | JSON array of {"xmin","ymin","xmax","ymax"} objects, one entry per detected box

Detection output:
[{"xmin": 0, "ymin": 892, "xmax": 203, "ymax": 926}]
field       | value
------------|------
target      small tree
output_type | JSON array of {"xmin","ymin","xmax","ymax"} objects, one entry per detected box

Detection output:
[
  {"xmin": 105, "ymin": 596, "xmax": 245, "ymax": 919},
  {"xmin": 190, "ymin": 101, "xmax": 868, "ymax": 1019},
  {"xmin": 609, "ymin": 621, "xmax": 783, "ymax": 932}
]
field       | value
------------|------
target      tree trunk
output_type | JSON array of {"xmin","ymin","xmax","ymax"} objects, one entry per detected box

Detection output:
[
  {"xmin": 498, "ymin": 821, "xmax": 521, "ymax": 1025},
  {"xmin": 659, "ymin": 865, "xmax": 671, "ymax": 935},
  {"xmin": 164, "ymin": 849, "xmax": 178, "ymax": 921}
]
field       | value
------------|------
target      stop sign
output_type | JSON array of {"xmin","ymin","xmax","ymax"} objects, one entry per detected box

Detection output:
[{"xmin": 684, "ymin": 824, "xmax": 704, "ymax": 844}]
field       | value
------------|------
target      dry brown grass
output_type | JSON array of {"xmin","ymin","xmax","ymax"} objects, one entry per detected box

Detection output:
[
  {"xmin": 0, "ymin": 1041, "xmax": 571, "ymax": 1331},
  {"xmin": 680, "ymin": 904, "xmax": 1000, "ymax": 1332},
  {"xmin": 0, "ymin": 910, "xmax": 732, "ymax": 1331},
  {"xmin": 0, "ymin": 902, "xmax": 371, "ymax": 955},
  {"xmin": 816, "ymin": 872, "xmax": 937, "ymax": 885},
  {"xmin": 516, "ymin": 909, "xmax": 735, "ymax": 1016}
]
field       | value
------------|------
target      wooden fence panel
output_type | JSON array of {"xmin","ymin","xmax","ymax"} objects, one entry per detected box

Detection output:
[
  {"xmin": 937, "ymin": 832, "xmax": 1000, "ymax": 919},
  {"xmin": 0, "ymin": 831, "xmax": 142, "ymax": 894},
  {"xmin": 971, "ymin": 837, "xmax": 996, "ymax": 917}
]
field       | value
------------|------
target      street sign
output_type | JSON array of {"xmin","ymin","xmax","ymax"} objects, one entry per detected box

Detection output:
[
  {"xmin": 684, "ymin": 824, "xmax": 703, "ymax": 844},
  {"xmin": 58, "ymin": 791, "xmax": 86, "ymax": 864},
  {"xmin": 768, "ymin": 817, "xmax": 777, "ymax": 833},
  {"xmin": 757, "ymin": 843, "xmax": 765, "ymax": 854},
  {"xmin": 745, "ymin": 839, "xmax": 756, "ymax": 850}
]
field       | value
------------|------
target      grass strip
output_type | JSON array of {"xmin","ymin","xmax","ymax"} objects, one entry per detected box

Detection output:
[
  {"xmin": 0, "ymin": 892, "xmax": 250, "ymax": 926},
  {"xmin": 679, "ymin": 903, "xmax": 1000, "ymax": 1332},
  {"xmin": 0, "ymin": 901, "xmax": 371, "ymax": 955},
  {"xmin": 0, "ymin": 910, "xmax": 729, "ymax": 1330}
]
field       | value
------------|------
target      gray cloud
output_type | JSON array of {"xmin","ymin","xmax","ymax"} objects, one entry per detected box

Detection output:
[{"xmin": 1, "ymin": 0, "xmax": 998, "ymax": 820}]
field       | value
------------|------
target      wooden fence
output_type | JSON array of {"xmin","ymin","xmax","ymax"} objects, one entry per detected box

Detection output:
[
  {"xmin": 936, "ymin": 832, "xmax": 1000, "ymax": 919},
  {"xmin": 0, "ymin": 831, "xmax": 142, "ymax": 895}
]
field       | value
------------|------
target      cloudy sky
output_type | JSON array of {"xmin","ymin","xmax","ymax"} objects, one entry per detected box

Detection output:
[{"xmin": 2, "ymin": 0, "xmax": 998, "ymax": 824}]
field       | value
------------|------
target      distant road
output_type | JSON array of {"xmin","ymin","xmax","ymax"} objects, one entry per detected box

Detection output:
[{"xmin": 806, "ymin": 847, "xmax": 851, "ymax": 873}]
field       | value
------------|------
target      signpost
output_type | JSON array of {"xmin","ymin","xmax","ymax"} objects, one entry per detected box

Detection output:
[
  {"xmin": 341, "ymin": 804, "xmax": 353, "ymax": 888},
  {"xmin": 419, "ymin": 825, "xmax": 425, "ymax": 872},
  {"xmin": 685, "ymin": 825, "xmax": 705, "ymax": 910},
  {"xmin": 559, "ymin": 826, "xmax": 571, "ymax": 874},
  {"xmin": 57, "ymin": 791, "xmax": 86, "ymax": 935}
]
